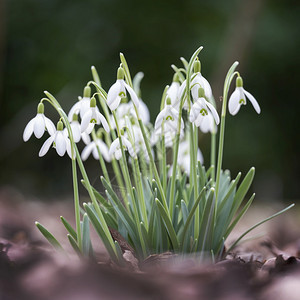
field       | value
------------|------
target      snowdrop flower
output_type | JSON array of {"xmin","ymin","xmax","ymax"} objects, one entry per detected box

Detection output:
[
  {"xmin": 64, "ymin": 114, "xmax": 81, "ymax": 143},
  {"xmin": 228, "ymin": 76, "xmax": 261, "ymax": 116},
  {"xmin": 168, "ymin": 140, "xmax": 204, "ymax": 176},
  {"xmin": 191, "ymin": 58, "xmax": 213, "ymax": 100},
  {"xmin": 81, "ymin": 137, "xmax": 111, "ymax": 162},
  {"xmin": 107, "ymin": 67, "xmax": 140, "ymax": 111},
  {"xmin": 166, "ymin": 73, "xmax": 181, "ymax": 109},
  {"xmin": 68, "ymin": 86, "xmax": 91, "ymax": 120},
  {"xmin": 109, "ymin": 132, "xmax": 136, "ymax": 160},
  {"xmin": 23, "ymin": 103, "xmax": 56, "ymax": 142},
  {"xmin": 154, "ymin": 98, "xmax": 184, "ymax": 132},
  {"xmin": 81, "ymin": 97, "xmax": 110, "ymax": 134},
  {"xmin": 177, "ymin": 58, "xmax": 213, "ymax": 109},
  {"xmin": 39, "ymin": 120, "xmax": 73, "ymax": 158},
  {"xmin": 189, "ymin": 87, "xmax": 220, "ymax": 133}
]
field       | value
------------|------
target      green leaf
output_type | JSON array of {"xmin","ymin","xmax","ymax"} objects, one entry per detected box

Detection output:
[
  {"xmin": 67, "ymin": 234, "xmax": 81, "ymax": 257},
  {"xmin": 82, "ymin": 213, "xmax": 91, "ymax": 257},
  {"xmin": 60, "ymin": 216, "xmax": 77, "ymax": 240},
  {"xmin": 198, "ymin": 188, "xmax": 215, "ymax": 252},
  {"xmin": 155, "ymin": 199, "xmax": 179, "ymax": 251},
  {"xmin": 35, "ymin": 222, "xmax": 64, "ymax": 252},
  {"xmin": 227, "ymin": 204, "xmax": 295, "ymax": 253},
  {"xmin": 180, "ymin": 187, "xmax": 206, "ymax": 249},
  {"xmin": 120, "ymin": 53, "xmax": 133, "ymax": 87},
  {"xmin": 83, "ymin": 203, "xmax": 118, "ymax": 262},
  {"xmin": 228, "ymin": 168, "xmax": 255, "ymax": 221}
]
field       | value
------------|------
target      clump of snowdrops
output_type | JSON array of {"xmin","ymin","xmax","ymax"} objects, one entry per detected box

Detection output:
[{"xmin": 23, "ymin": 46, "xmax": 293, "ymax": 263}]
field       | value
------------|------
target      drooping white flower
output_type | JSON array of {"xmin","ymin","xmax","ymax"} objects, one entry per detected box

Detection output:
[
  {"xmin": 228, "ymin": 76, "xmax": 261, "ymax": 116},
  {"xmin": 81, "ymin": 97, "xmax": 110, "ymax": 134},
  {"xmin": 168, "ymin": 140, "xmax": 204, "ymax": 176},
  {"xmin": 107, "ymin": 67, "xmax": 140, "ymax": 111},
  {"xmin": 189, "ymin": 88, "xmax": 220, "ymax": 132},
  {"xmin": 177, "ymin": 58, "xmax": 213, "ymax": 110},
  {"xmin": 64, "ymin": 114, "xmax": 82, "ymax": 143},
  {"xmin": 23, "ymin": 103, "xmax": 56, "ymax": 142},
  {"xmin": 154, "ymin": 99, "xmax": 183, "ymax": 132},
  {"xmin": 191, "ymin": 58, "xmax": 213, "ymax": 100},
  {"xmin": 68, "ymin": 86, "xmax": 92, "ymax": 120},
  {"xmin": 81, "ymin": 138, "xmax": 111, "ymax": 162},
  {"xmin": 109, "ymin": 134, "xmax": 136, "ymax": 160},
  {"xmin": 39, "ymin": 120, "xmax": 73, "ymax": 158},
  {"xmin": 166, "ymin": 73, "xmax": 181, "ymax": 109}
]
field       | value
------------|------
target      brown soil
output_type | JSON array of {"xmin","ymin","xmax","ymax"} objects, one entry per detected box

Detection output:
[{"xmin": 1, "ymin": 186, "xmax": 299, "ymax": 300}]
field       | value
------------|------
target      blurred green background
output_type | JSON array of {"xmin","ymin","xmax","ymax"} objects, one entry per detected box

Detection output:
[{"xmin": 0, "ymin": 0, "xmax": 299, "ymax": 200}]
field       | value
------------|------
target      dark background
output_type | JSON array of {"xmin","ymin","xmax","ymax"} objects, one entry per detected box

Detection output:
[{"xmin": 0, "ymin": 0, "xmax": 299, "ymax": 201}]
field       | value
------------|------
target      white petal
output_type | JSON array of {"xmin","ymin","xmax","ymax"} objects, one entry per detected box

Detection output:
[
  {"xmin": 92, "ymin": 146, "xmax": 100, "ymax": 160},
  {"xmin": 55, "ymin": 132, "xmax": 67, "ymax": 156},
  {"xmin": 33, "ymin": 114, "xmax": 45, "ymax": 138},
  {"xmin": 109, "ymin": 96, "xmax": 122, "ymax": 111},
  {"xmin": 205, "ymin": 101, "xmax": 220, "ymax": 125},
  {"xmin": 137, "ymin": 100, "xmax": 150, "ymax": 123},
  {"xmin": 123, "ymin": 137, "xmax": 136, "ymax": 158},
  {"xmin": 97, "ymin": 140, "xmax": 111, "ymax": 162},
  {"xmin": 194, "ymin": 114, "xmax": 204, "ymax": 127},
  {"xmin": 81, "ymin": 132, "xmax": 91, "ymax": 145},
  {"xmin": 81, "ymin": 142, "xmax": 95, "ymax": 161},
  {"xmin": 66, "ymin": 139, "xmax": 75, "ymax": 159},
  {"xmin": 197, "ymin": 148, "xmax": 204, "ymax": 164},
  {"xmin": 80, "ymin": 97, "xmax": 92, "ymax": 119},
  {"xmin": 200, "ymin": 74, "xmax": 213, "ymax": 99},
  {"xmin": 107, "ymin": 81, "xmax": 121, "ymax": 108},
  {"xmin": 115, "ymin": 149, "xmax": 122, "ymax": 160},
  {"xmin": 97, "ymin": 112, "xmax": 110, "ymax": 132},
  {"xmin": 228, "ymin": 88, "xmax": 241, "ymax": 115},
  {"xmin": 44, "ymin": 116, "xmax": 56, "ymax": 136},
  {"xmin": 109, "ymin": 139, "xmax": 120, "ymax": 156},
  {"xmin": 23, "ymin": 117, "xmax": 35, "ymax": 142},
  {"xmin": 199, "ymin": 115, "xmax": 212, "ymax": 133},
  {"xmin": 68, "ymin": 102, "xmax": 81, "ymax": 121},
  {"xmin": 244, "ymin": 89, "xmax": 261, "ymax": 114},
  {"xmin": 154, "ymin": 109, "xmax": 166, "ymax": 130},
  {"xmin": 39, "ymin": 135, "xmax": 55, "ymax": 157},
  {"xmin": 125, "ymin": 83, "xmax": 140, "ymax": 109},
  {"xmin": 70, "ymin": 121, "xmax": 81, "ymax": 143},
  {"xmin": 81, "ymin": 110, "xmax": 93, "ymax": 132}
]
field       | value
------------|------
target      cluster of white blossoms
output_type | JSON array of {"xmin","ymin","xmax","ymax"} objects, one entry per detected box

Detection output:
[{"xmin": 23, "ymin": 57, "xmax": 260, "ymax": 175}]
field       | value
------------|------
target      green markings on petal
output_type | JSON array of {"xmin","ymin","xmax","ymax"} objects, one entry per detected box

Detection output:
[
  {"xmin": 239, "ymin": 99, "xmax": 246, "ymax": 105},
  {"xmin": 166, "ymin": 115, "xmax": 174, "ymax": 121},
  {"xmin": 200, "ymin": 108, "xmax": 208, "ymax": 116},
  {"xmin": 90, "ymin": 118, "xmax": 97, "ymax": 124}
]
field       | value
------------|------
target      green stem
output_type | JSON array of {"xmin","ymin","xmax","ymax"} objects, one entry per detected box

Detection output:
[
  {"xmin": 91, "ymin": 130, "xmax": 110, "ymax": 184},
  {"xmin": 215, "ymin": 63, "xmax": 239, "ymax": 202},
  {"xmin": 71, "ymin": 151, "xmax": 82, "ymax": 251},
  {"xmin": 210, "ymin": 130, "xmax": 216, "ymax": 183},
  {"xmin": 44, "ymin": 91, "xmax": 117, "ymax": 257},
  {"xmin": 112, "ymin": 111, "xmax": 147, "ymax": 257},
  {"xmin": 133, "ymin": 158, "xmax": 148, "ymax": 229}
]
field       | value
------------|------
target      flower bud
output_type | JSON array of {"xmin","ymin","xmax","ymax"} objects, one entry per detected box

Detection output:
[
  {"xmin": 117, "ymin": 67, "xmax": 125, "ymax": 80},
  {"xmin": 83, "ymin": 86, "xmax": 91, "ymax": 98},
  {"xmin": 57, "ymin": 120, "xmax": 64, "ymax": 131},
  {"xmin": 236, "ymin": 76, "xmax": 243, "ymax": 87},
  {"xmin": 37, "ymin": 102, "xmax": 44, "ymax": 114},
  {"xmin": 194, "ymin": 58, "xmax": 201, "ymax": 73},
  {"xmin": 90, "ymin": 97, "xmax": 97, "ymax": 107},
  {"xmin": 173, "ymin": 73, "xmax": 180, "ymax": 83}
]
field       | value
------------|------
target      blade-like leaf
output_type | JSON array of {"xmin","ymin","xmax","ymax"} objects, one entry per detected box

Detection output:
[
  {"xmin": 60, "ymin": 216, "xmax": 77, "ymax": 240},
  {"xmin": 35, "ymin": 222, "xmax": 64, "ymax": 252}
]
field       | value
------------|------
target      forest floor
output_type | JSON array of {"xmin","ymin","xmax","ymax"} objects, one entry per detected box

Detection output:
[{"xmin": 0, "ymin": 186, "xmax": 300, "ymax": 300}]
